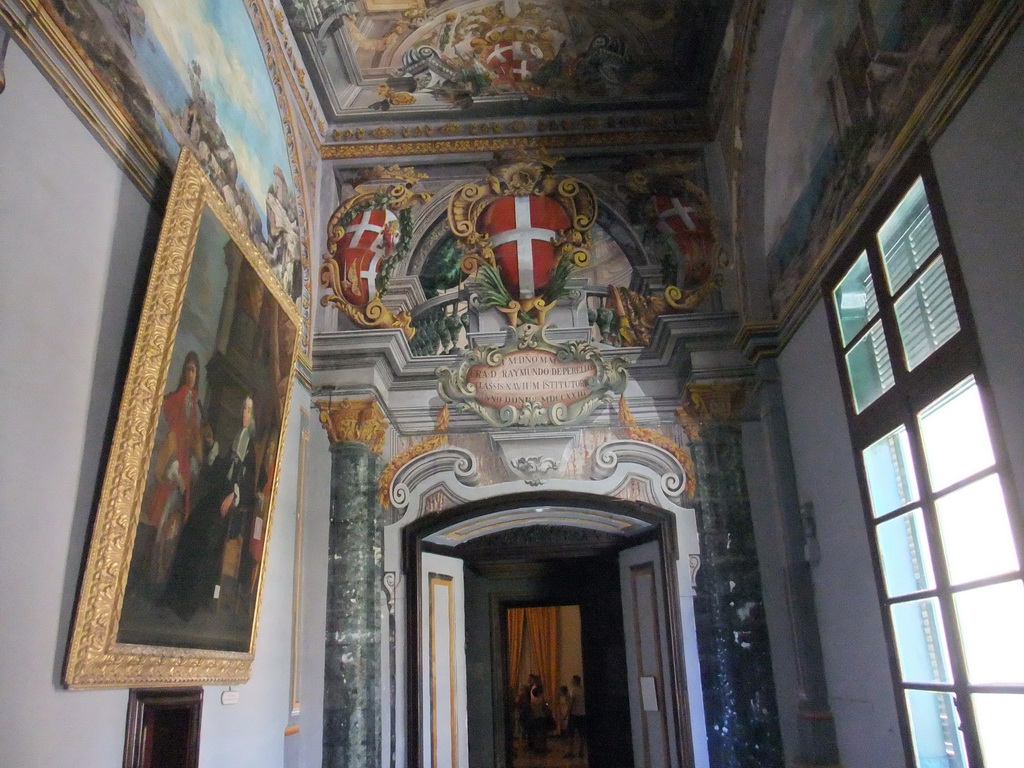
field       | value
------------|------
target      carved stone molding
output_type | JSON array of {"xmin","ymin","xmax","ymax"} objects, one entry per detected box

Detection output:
[
  {"xmin": 316, "ymin": 397, "xmax": 387, "ymax": 452},
  {"xmin": 490, "ymin": 430, "xmax": 576, "ymax": 486},
  {"xmin": 592, "ymin": 439, "xmax": 688, "ymax": 504},
  {"xmin": 688, "ymin": 554, "xmax": 702, "ymax": 589},
  {"xmin": 389, "ymin": 447, "xmax": 481, "ymax": 513}
]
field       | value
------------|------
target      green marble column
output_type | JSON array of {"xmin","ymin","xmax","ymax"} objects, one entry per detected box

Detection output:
[
  {"xmin": 683, "ymin": 383, "xmax": 784, "ymax": 768},
  {"xmin": 319, "ymin": 399, "xmax": 387, "ymax": 768}
]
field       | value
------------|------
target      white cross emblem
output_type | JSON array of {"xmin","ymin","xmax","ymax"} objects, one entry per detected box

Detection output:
[
  {"xmin": 657, "ymin": 198, "xmax": 697, "ymax": 231},
  {"xmin": 514, "ymin": 59, "xmax": 531, "ymax": 79},
  {"xmin": 345, "ymin": 210, "xmax": 386, "ymax": 248},
  {"xmin": 360, "ymin": 251, "xmax": 384, "ymax": 300},
  {"xmin": 488, "ymin": 196, "xmax": 557, "ymax": 298},
  {"xmin": 487, "ymin": 43, "xmax": 514, "ymax": 68},
  {"xmin": 657, "ymin": 198, "xmax": 698, "ymax": 262}
]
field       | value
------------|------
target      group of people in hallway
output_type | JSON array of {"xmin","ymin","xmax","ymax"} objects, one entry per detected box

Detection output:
[{"xmin": 515, "ymin": 673, "xmax": 586, "ymax": 759}]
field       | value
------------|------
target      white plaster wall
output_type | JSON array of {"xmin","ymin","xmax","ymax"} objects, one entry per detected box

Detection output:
[
  {"xmin": 775, "ymin": 23, "xmax": 1024, "ymax": 768},
  {"xmin": 932, "ymin": 22, "xmax": 1024, "ymax": 509},
  {"xmin": 778, "ymin": 303, "xmax": 904, "ymax": 768},
  {"xmin": 0, "ymin": 44, "xmax": 303, "ymax": 768}
]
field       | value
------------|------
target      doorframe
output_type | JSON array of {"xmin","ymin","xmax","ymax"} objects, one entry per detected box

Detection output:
[{"xmin": 402, "ymin": 490, "xmax": 695, "ymax": 768}]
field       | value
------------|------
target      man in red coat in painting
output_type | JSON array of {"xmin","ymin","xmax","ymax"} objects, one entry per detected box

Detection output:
[{"xmin": 129, "ymin": 351, "xmax": 203, "ymax": 593}]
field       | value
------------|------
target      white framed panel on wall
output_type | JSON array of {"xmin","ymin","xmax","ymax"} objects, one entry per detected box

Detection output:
[{"xmin": 419, "ymin": 552, "xmax": 469, "ymax": 768}]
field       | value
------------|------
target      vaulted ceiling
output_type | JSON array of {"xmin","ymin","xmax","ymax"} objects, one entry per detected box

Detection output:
[{"xmin": 283, "ymin": 0, "xmax": 737, "ymax": 138}]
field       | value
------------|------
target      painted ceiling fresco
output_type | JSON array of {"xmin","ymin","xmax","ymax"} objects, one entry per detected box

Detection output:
[
  {"xmin": 764, "ymin": 0, "xmax": 988, "ymax": 310},
  {"xmin": 283, "ymin": 0, "xmax": 734, "ymax": 123},
  {"xmin": 38, "ymin": 0, "xmax": 311, "ymax": 347}
]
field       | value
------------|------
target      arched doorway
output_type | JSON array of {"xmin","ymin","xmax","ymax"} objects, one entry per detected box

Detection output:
[{"xmin": 402, "ymin": 491, "xmax": 697, "ymax": 768}]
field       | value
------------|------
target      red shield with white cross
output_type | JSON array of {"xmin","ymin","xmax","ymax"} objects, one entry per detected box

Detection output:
[
  {"xmin": 485, "ymin": 41, "xmax": 543, "ymax": 82},
  {"xmin": 653, "ymin": 195, "xmax": 717, "ymax": 285},
  {"xmin": 338, "ymin": 208, "xmax": 400, "ymax": 306},
  {"xmin": 481, "ymin": 195, "xmax": 569, "ymax": 299}
]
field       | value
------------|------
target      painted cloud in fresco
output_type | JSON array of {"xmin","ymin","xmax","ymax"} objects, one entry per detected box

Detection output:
[
  {"xmin": 44, "ymin": 0, "xmax": 306, "ymax": 315},
  {"xmin": 137, "ymin": 0, "xmax": 286, "ymax": 209}
]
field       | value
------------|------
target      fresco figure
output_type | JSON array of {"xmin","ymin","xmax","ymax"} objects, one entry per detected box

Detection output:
[
  {"xmin": 130, "ymin": 351, "xmax": 204, "ymax": 592},
  {"xmin": 163, "ymin": 395, "xmax": 257, "ymax": 622}
]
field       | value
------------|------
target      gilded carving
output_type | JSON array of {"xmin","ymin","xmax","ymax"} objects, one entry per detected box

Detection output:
[
  {"xmin": 317, "ymin": 398, "xmax": 388, "ymax": 453},
  {"xmin": 320, "ymin": 164, "xmax": 431, "ymax": 337},
  {"xmin": 378, "ymin": 405, "xmax": 450, "ymax": 509},
  {"xmin": 682, "ymin": 381, "xmax": 749, "ymax": 423},
  {"xmin": 63, "ymin": 150, "xmax": 302, "ymax": 689},
  {"xmin": 448, "ymin": 151, "xmax": 597, "ymax": 325},
  {"xmin": 617, "ymin": 396, "xmax": 695, "ymax": 496}
]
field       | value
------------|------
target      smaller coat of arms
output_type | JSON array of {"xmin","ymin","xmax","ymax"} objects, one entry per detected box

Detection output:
[{"xmin": 321, "ymin": 165, "xmax": 431, "ymax": 336}]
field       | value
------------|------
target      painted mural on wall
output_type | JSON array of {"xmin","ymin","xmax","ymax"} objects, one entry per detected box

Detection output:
[
  {"xmin": 284, "ymin": 0, "xmax": 733, "ymax": 111},
  {"xmin": 42, "ymin": 0, "xmax": 309, "ymax": 334},
  {"xmin": 764, "ymin": 0, "xmax": 985, "ymax": 308},
  {"xmin": 321, "ymin": 150, "xmax": 726, "ymax": 358}
]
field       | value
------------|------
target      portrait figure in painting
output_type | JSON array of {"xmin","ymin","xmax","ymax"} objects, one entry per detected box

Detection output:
[
  {"xmin": 116, "ymin": 206, "xmax": 297, "ymax": 653},
  {"xmin": 127, "ymin": 351, "xmax": 204, "ymax": 595},
  {"xmin": 163, "ymin": 395, "xmax": 258, "ymax": 622}
]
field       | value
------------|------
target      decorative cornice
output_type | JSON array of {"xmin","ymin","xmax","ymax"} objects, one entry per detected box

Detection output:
[
  {"xmin": 316, "ymin": 397, "xmax": 388, "ymax": 452},
  {"xmin": 320, "ymin": 129, "xmax": 706, "ymax": 160}
]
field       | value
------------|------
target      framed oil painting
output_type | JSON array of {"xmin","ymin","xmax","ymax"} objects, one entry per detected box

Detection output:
[{"xmin": 64, "ymin": 148, "xmax": 300, "ymax": 689}]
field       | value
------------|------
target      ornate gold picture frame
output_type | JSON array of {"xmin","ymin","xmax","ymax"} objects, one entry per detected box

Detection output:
[{"xmin": 64, "ymin": 149, "xmax": 301, "ymax": 689}]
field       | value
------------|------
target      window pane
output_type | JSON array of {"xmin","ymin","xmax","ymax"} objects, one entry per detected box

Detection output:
[
  {"xmin": 846, "ymin": 320, "xmax": 895, "ymax": 413},
  {"xmin": 905, "ymin": 689, "xmax": 968, "ymax": 768},
  {"xmin": 891, "ymin": 598, "xmax": 953, "ymax": 684},
  {"xmin": 918, "ymin": 377, "xmax": 994, "ymax": 492},
  {"xmin": 937, "ymin": 474, "xmax": 1020, "ymax": 585},
  {"xmin": 878, "ymin": 177, "xmax": 940, "ymax": 294},
  {"xmin": 863, "ymin": 425, "xmax": 920, "ymax": 516},
  {"xmin": 954, "ymin": 580, "xmax": 1024, "ymax": 684},
  {"xmin": 895, "ymin": 258, "xmax": 961, "ymax": 370},
  {"xmin": 877, "ymin": 510, "xmax": 935, "ymax": 597},
  {"xmin": 973, "ymin": 693, "xmax": 1024, "ymax": 768},
  {"xmin": 833, "ymin": 252, "xmax": 878, "ymax": 345}
]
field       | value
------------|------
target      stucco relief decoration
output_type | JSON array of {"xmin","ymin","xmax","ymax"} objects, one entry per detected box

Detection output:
[
  {"xmin": 320, "ymin": 164, "xmax": 431, "ymax": 337},
  {"xmin": 437, "ymin": 323, "xmax": 627, "ymax": 428},
  {"xmin": 448, "ymin": 150, "xmax": 597, "ymax": 326}
]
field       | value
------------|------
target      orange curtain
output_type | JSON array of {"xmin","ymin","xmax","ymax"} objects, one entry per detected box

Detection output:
[
  {"xmin": 525, "ymin": 606, "xmax": 559, "ymax": 703},
  {"xmin": 507, "ymin": 607, "xmax": 526, "ymax": 696}
]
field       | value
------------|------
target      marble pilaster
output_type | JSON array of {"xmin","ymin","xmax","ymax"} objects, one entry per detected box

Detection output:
[
  {"xmin": 681, "ymin": 382, "xmax": 785, "ymax": 768},
  {"xmin": 318, "ymin": 399, "xmax": 387, "ymax": 768}
]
